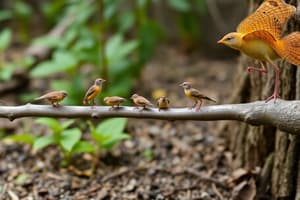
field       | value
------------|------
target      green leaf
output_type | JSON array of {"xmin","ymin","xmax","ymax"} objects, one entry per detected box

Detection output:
[
  {"xmin": 167, "ymin": 0, "xmax": 190, "ymax": 12},
  {"xmin": 137, "ymin": 0, "xmax": 148, "ymax": 8},
  {"xmin": 60, "ymin": 128, "xmax": 81, "ymax": 152},
  {"xmin": 0, "ymin": 67, "xmax": 14, "ymax": 81},
  {"xmin": 13, "ymin": 1, "xmax": 32, "ymax": 18},
  {"xmin": 110, "ymin": 40, "xmax": 139, "ymax": 65},
  {"xmin": 104, "ymin": 0, "xmax": 120, "ymax": 20},
  {"xmin": 15, "ymin": 173, "xmax": 31, "ymax": 185},
  {"xmin": 33, "ymin": 135, "xmax": 56, "ymax": 151},
  {"xmin": 35, "ymin": 118, "xmax": 61, "ymax": 133},
  {"xmin": 72, "ymin": 141, "xmax": 95, "ymax": 154},
  {"xmin": 96, "ymin": 118, "xmax": 128, "ymax": 135},
  {"xmin": 118, "ymin": 12, "xmax": 134, "ymax": 33},
  {"xmin": 0, "ymin": 29, "xmax": 12, "ymax": 51},
  {"xmin": 61, "ymin": 120, "xmax": 75, "ymax": 129},
  {"xmin": 101, "ymin": 132, "xmax": 130, "ymax": 149},
  {"xmin": 5, "ymin": 133, "xmax": 35, "ymax": 145},
  {"xmin": 105, "ymin": 34, "xmax": 123, "ymax": 58},
  {"xmin": 30, "ymin": 50, "xmax": 78, "ymax": 77},
  {"xmin": 92, "ymin": 118, "xmax": 129, "ymax": 149},
  {"xmin": 33, "ymin": 36, "xmax": 62, "ymax": 48},
  {"xmin": 106, "ymin": 76, "xmax": 132, "ymax": 97},
  {"xmin": 54, "ymin": 50, "xmax": 78, "ymax": 68},
  {"xmin": 0, "ymin": 10, "xmax": 12, "ymax": 22}
]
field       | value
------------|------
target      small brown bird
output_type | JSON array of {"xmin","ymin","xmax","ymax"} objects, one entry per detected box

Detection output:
[
  {"xmin": 130, "ymin": 94, "xmax": 153, "ymax": 110},
  {"xmin": 83, "ymin": 78, "xmax": 106, "ymax": 106},
  {"xmin": 34, "ymin": 90, "xmax": 68, "ymax": 107},
  {"xmin": 180, "ymin": 82, "xmax": 216, "ymax": 111},
  {"xmin": 157, "ymin": 96, "xmax": 170, "ymax": 111},
  {"xmin": 104, "ymin": 96, "xmax": 126, "ymax": 109}
]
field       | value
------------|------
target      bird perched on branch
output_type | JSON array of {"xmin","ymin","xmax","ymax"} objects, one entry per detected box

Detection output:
[
  {"xmin": 34, "ymin": 90, "xmax": 68, "ymax": 107},
  {"xmin": 104, "ymin": 96, "xmax": 126, "ymax": 109},
  {"xmin": 157, "ymin": 96, "xmax": 170, "ymax": 111},
  {"xmin": 180, "ymin": 82, "xmax": 216, "ymax": 111},
  {"xmin": 218, "ymin": 0, "xmax": 299, "ymax": 102},
  {"xmin": 130, "ymin": 94, "xmax": 153, "ymax": 110},
  {"xmin": 83, "ymin": 78, "xmax": 106, "ymax": 106}
]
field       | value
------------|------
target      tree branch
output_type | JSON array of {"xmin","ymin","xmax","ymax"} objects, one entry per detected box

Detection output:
[{"xmin": 1, "ymin": 100, "xmax": 300, "ymax": 134}]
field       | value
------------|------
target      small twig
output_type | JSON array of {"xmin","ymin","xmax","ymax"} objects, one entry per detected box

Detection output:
[
  {"xmin": 184, "ymin": 168, "xmax": 230, "ymax": 190},
  {"xmin": 212, "ymin": 183, "xmax": 225, "ymax": 200},
  {"xmin": 101, "ymin": 167, "xmax": 132, "ymax": 183},
  {"xmin": 163, "ymin": 184, "xmax": 200, "ymax": 197}
]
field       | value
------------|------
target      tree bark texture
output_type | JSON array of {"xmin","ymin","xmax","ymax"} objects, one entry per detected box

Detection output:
[{"xmin": 218, "ymin": 0, "xmax": 300, "ymax": 199}]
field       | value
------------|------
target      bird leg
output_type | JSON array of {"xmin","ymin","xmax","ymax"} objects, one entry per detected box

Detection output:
[
  {"xmin": 109, "ymin": 106, "xmax": 114, "ymax": 111},
  {"xmin": 90, "ymin": 100, "xmax": 96, "ymax": 109},
  {"xmin": 265, "ymin": 62, "xmax": 280, "ymax": 103},
  {"xmin": 190, "ymin": 101, "xmax": 198, "ymax": 109},
  {"xmin": 195, "ymin": 100, "xmax": 203, "ymax": 111},
  {"xmin": 247, "ymin": 62, "xmax": 268, "ymax": 74}
]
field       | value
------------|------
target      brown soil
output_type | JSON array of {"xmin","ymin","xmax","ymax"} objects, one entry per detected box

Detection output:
[{"xmin": 0, "ymin": 47, "xmax": 239, "ymax": 200}]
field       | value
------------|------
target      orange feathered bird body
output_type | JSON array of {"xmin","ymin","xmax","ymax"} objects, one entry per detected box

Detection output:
[{"xmin": 218, "ymin": 0, "xmax": 300, "ymax": 101}]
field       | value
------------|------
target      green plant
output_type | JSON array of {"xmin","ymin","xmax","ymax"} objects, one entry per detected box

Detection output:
[
  {"xmin": 88, "ymin": 118, "xmax": 130, "ymax": 152},
  {"xmin": 33, "ymin": 118, "xmax": 94, "ymax": 165}
]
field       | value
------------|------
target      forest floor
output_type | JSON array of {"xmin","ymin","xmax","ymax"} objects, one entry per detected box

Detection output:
[{"xmin": 0, "ymin": 47, "xmax": 252, "ymax": 200}]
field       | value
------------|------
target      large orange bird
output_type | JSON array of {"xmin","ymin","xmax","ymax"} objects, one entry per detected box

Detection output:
[{"xmin": 218, "ymin": 0, "xmax": 300, "ymax": 102}]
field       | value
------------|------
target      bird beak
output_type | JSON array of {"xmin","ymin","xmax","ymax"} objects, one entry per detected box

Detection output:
[
  {"xmin": 217, "ymin": 39, "xmax": 224, "ymax": 44},
  {"xmin": 179, "ymin": 83, "xmax": 183, "ymax": 87},
  {"xmin": 102, "ymin": 79, "xmax": 106, "ymax": 82}
]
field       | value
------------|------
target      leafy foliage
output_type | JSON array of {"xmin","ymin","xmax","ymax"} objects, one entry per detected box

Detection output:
[
  {"xmin": 89, "ymin": 118, "xmax": 130, "ymax": 150},
  {"xmin": 4, "ymin": 117, "xmax": 130, "ymax": 165},
  {"xmin": 32, "ymin": 118, "xmax": 94, "ymax": 164},
  {"xmin": 0, "ymin": 0, "xmax": 207, "ymax": 104},
  {"xmin": 0, "ymin": 0, "xmax": 207, "ymax": 166},
  {"xmin": 0, "ymin": 29, "xmax": 12, "ymax": 52}
]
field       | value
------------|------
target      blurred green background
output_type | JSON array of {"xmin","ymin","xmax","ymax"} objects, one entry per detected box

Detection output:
[{"xmin": 0, "ymin": 0, "xmax": 246, "ymax": 105}]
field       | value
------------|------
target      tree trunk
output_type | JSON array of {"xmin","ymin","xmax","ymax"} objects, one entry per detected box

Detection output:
[{"xmin": 219, "ymin": 0, "xmax": 300, "ymax": 199}]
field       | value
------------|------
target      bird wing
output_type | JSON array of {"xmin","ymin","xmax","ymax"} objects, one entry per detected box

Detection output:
[
  {"xmin": 189, "ymin": 88, "xmax": 203, "ymax": 98},
  {"xmin": 84, "ymin": 85, "xmax": 99, "ymax": 100},
  {"xmin": 237, "ymin": 0, "xmax": 295, "ymax": 38},
  {"xmin": 35, "ymin": 91, "xmax": 58, "ymax": 101},
  {"xmin": 243, "ymin": 30, "xmax": 278, "ymax": 48},
  {"xmin": 190, "ymin": 89, "xmax": 216, "ymax": 102},
  {"xmin": 136, "ymin": 97, "xmax": 152, "ymax": 106},
  {"xmin": 109, "ymin": 97, "xmax": 125, "ymax": 103}
]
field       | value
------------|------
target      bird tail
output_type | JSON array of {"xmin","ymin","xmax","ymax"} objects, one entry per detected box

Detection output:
[
  {"xmin": 203, "ymin": 96, "xmax": 217, "ymax": 103},
  {"xmin": 34, "ymin": 96, "xmax": 46, "ymax": 101},
  {"xmin": 277, "ymin": 32, "xmax": 300, "ymax": 66}
]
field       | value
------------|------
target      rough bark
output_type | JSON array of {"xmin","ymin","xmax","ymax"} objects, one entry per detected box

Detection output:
[
  {"xmin": 0, "ymin": 100, "xmax": 300, "ymax": 132},
  {"xmin": 218, "ymin": 0, "xmax": 300, "ymax": 199}
]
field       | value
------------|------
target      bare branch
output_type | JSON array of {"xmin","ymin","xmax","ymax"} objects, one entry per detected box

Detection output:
[{"xmin": 0, "ymin": 100, "xmax": 299, "ymax": 134}]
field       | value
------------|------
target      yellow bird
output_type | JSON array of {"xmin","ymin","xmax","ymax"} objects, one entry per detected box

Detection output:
[
  {"xmin": 34, "ymin": 90, "xmax": 68, "ymax": 107},
  {"xmin": 218, "ymin": 0, "xmax": 300, "ymax": 102},
  {"xmin": 104, "ymin": 96, "xmax": 126, "ymax": 109},
  {"xmin": 157, "ymin": 96, "xmax": 170, "ymax": 111},
  {"xmin": 130, "ymin": 94, "xmax": 153, "ymax": 110},
  {"xmin": 83, "ymin": 78, "xmax": 105, "ymax": 106},
  {"xmin": 180, "ymin": 82, "xmax": 216, "ymax": 111}
]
